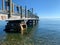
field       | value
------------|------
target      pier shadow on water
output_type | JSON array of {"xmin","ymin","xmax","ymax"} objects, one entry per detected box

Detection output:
[{"xmin": 0, "ymin": 21, "xmax": 37, "ymax": 45}]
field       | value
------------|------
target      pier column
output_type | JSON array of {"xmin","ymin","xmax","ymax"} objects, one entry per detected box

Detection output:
[
  {"xmin": 33, "ymin": 20, "xmax": 36, "ymax": 26},
  {"xmin": 27, "ymin": 20, "xmax": 33, "ymax": 27},
  {"xmin": 34, "ymin": 20, "xmax": 38, "ymax": 25},
  {"xmin": 33, "ymin": 20, "xmax": 39, "ymax": 26},
  {"xmin": 36, "ymin": 20, "xmax": 38, "ymax": 24},
  {"xmin": 35, "ymin": 20, "xmax": 37, "ymax": 25},
  {"xmin": 37, "ymin": 20, "xmax": 38, "ymax": 23},
  {"xmin": 27, "ymin": 20, "xmax": 37, "ymax": 27}
]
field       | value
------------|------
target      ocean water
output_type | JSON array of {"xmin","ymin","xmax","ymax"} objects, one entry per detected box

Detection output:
[{"xmin": 0, "ymin": 19, "xmax": 60, "ymax": 45}]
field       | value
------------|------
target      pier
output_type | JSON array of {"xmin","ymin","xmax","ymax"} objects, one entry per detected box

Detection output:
[{"xmin": 0, "ymin": 0, "xmax": 39, "ymax": 34}]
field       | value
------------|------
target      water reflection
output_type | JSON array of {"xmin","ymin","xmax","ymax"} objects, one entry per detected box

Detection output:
[
  {"xmin": 33, "ymin": 19, "xmax": 60, "ymax": 45},
  {"xmin": 0, "ymin": 25, "xmax": 35, "ymax": 45},
  {"xmin": 1, "ymin": 20, "xmax": 60, "ymax": 45},
  {"xmin": 0, "ymin": 33, "xmax": 34, "ymax": 45}
]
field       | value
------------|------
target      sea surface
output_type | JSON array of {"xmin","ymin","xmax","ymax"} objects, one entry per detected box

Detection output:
[{"xmin": 0, "ymin": 19, "xmax": 60, "ymax": 45}]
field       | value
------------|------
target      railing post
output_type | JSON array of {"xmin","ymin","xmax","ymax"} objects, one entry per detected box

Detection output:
[
  {"xmin": 31, "ymin": 8, "xmax": 33, "ymax": 18},
  {"xmin": 9, "ymin": 0, "xmax": 12, "ymax": 18},
  {"xmin": 5, "ymin": 0, "xmax": 8, "ymax": 11},
  {"xmin": 5, "ymin": 0, "xmax": 12, "ymax": 18},
  {"xmin": 2, "ymin": 0, "xmax": 4, "ymax": 10},
  {"xmin": 20, "ymin": 6, "xmax": 22, "ymax": 18},
  {"xmin": 12, "ymin": 3, "xmax": 14, "ymax": 13},
  {"xmin": 29, "ymin": 11, "xmax": 31, "ymax": 18},
  {"xmin": 16, "ymin": 5, "xmax": 19, "ymax": 13},
  {"xmin": 32, "ymin": 8, "xmax": 33, "ymax": 14},
  {"xmin": 28, "ymin": 10, "xmax": 29, "ymax": 18},
  {"xmin": 25, "ymin": 6, "xmax": 27, "ymax": 18}
]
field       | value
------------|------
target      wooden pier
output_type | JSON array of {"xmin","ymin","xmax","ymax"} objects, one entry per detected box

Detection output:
[{"xmin": 0, "ymin": 0, "xmax": 39, "ymax": 34}]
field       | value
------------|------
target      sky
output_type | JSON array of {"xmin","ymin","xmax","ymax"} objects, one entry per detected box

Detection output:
[{"xmin": 0, "ymin": 0, "xmax": 60, "ymax": 18}]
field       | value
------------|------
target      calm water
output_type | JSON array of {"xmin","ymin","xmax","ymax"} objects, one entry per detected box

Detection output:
[{"xmin": 0, "ymin": 19, "xmax": 60, "ymax": 45}]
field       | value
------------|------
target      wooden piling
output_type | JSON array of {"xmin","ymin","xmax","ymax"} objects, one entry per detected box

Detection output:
[
  {"xmin": 28, "ymin": 10, "xmax": 29, "ymax": 18},
  {"xmin": 20, "ymin": 22, "xmax": 27, "ymax": 35},
  {"xmin": 16, "ymin": 5, "xmax": 19, "ymax": 13},
  {"xmin": 12, "ymin": 3, "xmax": 14, "ymax": 13},
  {"xmin": 25, "ymin": 6, "xmax": 27, "ymax": 18},
  {"xmin": 20, "ymin": 6, "xmax": 22, "ymax": 18},
  {"xmin": 5, "ymin": 0, "xmax": 12, "ymax": 18}
]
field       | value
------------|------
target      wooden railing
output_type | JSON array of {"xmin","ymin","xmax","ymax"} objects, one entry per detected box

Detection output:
[{"xmin": 0, "ymin": 0, "xmax": 39, "ymax": 20}]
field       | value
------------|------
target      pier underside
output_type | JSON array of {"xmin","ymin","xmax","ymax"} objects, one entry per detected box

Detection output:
[{"xmin": 4, "ymin": 20, "xmax": 38, "ymax": 33}]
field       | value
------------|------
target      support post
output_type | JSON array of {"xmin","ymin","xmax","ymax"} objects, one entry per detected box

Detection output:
[
  {"xmin": 5, "ymin": 0, "xmax": 12, "ymax": 18},
  {"xmin": 5, "ymin": 0, "xmax": 8, "ymax": 11},
  {"xmin": 31, "ymin": 8, "xmax": 33, "ymax": 18},
  {"xmin": 16, "ymin": 5, "xmax": 19, "ymax": 13},
  {"xmin": 25, "ymin": 6, "xmax": 27, "ymax": 18},
  {"xmin": 35, "ymin": 20, "xmax": 37, "ymax": 25},
  {"xmin": 12, "ymin": 3, "xmax": 14, "ymax": 13},
  {"xmin": 20, "ymin": 6, "xmax": 22, "ymax": 18},
  {"xmin": 28, "ymin": 10, "xmax": 29, "ymax": 18},
  {"xmin": 33, "ymin": 20, "xmax": 35, "ymax": 26},
  {"xmin": 32, "ymin": 8, "xmax": 33, "ymax": 14},
  {"xmin": 2, "ymin": 0, "xmax": 4, "ymax": 10},
  {"xmin": 9, "ymin": 0, "xmax": 12, "ymax": 18}
]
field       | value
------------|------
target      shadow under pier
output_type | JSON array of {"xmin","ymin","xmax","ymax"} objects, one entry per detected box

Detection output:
[{"xmin": 4, "ymin": 20, "xmax": 22, "ymax": 33}]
